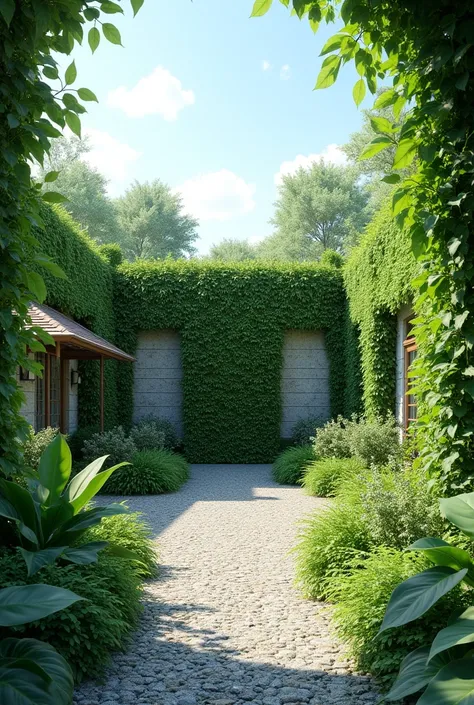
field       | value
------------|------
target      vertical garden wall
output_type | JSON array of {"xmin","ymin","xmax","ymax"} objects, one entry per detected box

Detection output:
[{"xmin": 114, "ymin": 261, "xmax": 348, "ymax": 463}]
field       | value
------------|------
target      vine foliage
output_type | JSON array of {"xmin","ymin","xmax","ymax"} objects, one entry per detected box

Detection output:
[
  {"xmin": 0, "ymin": 0, "xmax": 143, "ymax": 475},
  {"xmin": 253, "ymin": 0, "xmax": 474, "ymax": 492}
]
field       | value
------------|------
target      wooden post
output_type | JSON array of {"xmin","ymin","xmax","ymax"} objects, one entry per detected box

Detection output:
[
  {"xmin": 100, "ymin": 355, "xmax": 104, "ymax": 432},
  {"xmin": 44, "ymin": 353, "xmax": 50, "ymax": 428},
  {"xmin": 60, "ymin": 357, "xmax": 68, "ymax": 434}
]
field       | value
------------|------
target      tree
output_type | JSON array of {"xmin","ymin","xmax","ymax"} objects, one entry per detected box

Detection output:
[
  {"xmin": 209, "ymin": 238, "xmax": 256, "ymax": 261},
  {"xmin": 40, "ymin": 138, "xmax": 119, "ymax": 244},
  {"xmin": 268, "ymin": 162, "xmax": 369, "ymax": 259}
]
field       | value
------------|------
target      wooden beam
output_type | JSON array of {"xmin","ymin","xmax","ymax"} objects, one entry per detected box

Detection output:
[
  {"xmin": 44, "ymin": 354, "xmax": 50, "ymax": 428},
  {"xmin": 62, "ymin": 350, "xmax": 101, "ymax": 360},
  {"xmin": 60, "ymin": 358, "xmax": 68, "ymax": 434},
  {"xmin": 100, "ymin": 355, "xmax": 104, "ymax": 433}
]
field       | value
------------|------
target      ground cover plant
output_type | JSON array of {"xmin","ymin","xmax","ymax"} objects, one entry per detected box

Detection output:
[
  {"xmin": 272, "ymin": 445, "xmax": 315, "ymax": 485},
  {"xmin": 102, "ymin": 449, "xmax": 189, "ymax": 495}
]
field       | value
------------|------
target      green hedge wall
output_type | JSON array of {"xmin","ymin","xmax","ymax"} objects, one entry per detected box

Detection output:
[
  {"xmin": 114, "ymin": 261, "xmax": 348, "ymax": 463},
  {"xmin": 344, "ymin": 200, "xmax": 417, "ymax": 419},
  {"xmin": 34, "ymin": 206, "xmax": 117, "ymax": 428}
]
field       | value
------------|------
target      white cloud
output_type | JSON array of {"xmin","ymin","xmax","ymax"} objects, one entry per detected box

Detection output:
[
  {"xmin": 107, "ymin": 66, "xmax": 195, "ymax": 120},
  {"xmin": 175, "ymin": 170, "xmax": 256, "ymax": 222},
  {"xmin": 274, "ymin": 144, "xmax": 348, "ymax": 185},
  {"xmin": 280, "ymin": 64, "xmax": 291, "ymax": 80},
  {"xmin": 82, "ymin": 128, "xmax": 141, "ymax": 195},
  {"xmin": 262, "ymin": 59, "xmax": 272, "ymax": 71},
  {"xmin": 249, "ymin": 234, "xmax": 266, "ymax": 245}
]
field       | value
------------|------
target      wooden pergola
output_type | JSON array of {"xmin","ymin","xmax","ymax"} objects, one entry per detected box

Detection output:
[{"xmin": 26, "ymin": 303, "xmax": 135, "ymax": 433}]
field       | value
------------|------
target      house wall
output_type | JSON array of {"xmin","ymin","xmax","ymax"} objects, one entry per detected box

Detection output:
[
  {"xmin": 395, "ymin": 303, "xmax": 413, "ymax": 428},
  {"xmin": 280, "ymin": 331, "xmax": 331, "ymax": 438},
  {"xmin": 133, "ymin": 330, "xmax": 183, "ymax": 438}
]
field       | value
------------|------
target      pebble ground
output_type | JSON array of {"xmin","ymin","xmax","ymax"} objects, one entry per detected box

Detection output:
[{"xmin": 74, "ymin": 464, "xmax": 378, "ymax": 705}]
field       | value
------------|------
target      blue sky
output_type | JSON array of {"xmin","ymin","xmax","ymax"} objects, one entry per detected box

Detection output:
[{"xmin": 68, "ymin": 0, "xmax": 370, "ymax": 253}]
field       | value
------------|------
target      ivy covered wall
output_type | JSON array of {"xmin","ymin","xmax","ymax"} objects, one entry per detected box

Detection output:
[
  {"xmin": 114, "ymin": 261, "xmax": 348, "ymax": 463},
  {"xmin": 34, "ymin": 206, "xmax": 117, "ymax": 429},
  {"xmin": 344, "ymin": 201, "xmax": 418, "ymax": 419}
]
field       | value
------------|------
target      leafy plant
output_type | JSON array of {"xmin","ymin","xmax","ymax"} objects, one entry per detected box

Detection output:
[
  {"xmin": 0, "ymin": 434, "xmax": 134, "ymax": 576},
  {"xmin": 380, "ymin": 492, "xmax": 474, "ymax": 702},
  {"xmin": 67, "ymin": 425, "xmax": 100, "ymax": 461},
  {"xmin": 313, "ymin": 416, "xmax": 352, "ymax": 460},
  {"xmin": 328, "ymin": 548, "xmax": 471, "ymax": 688},
  {"xmin": 290, "ymin": 417, "xmax": 325, "ymax": 447},
  {"xmin": 272, "ymin": 445, "xmax": 315, "ymax": 485},
  {"xmin": 0, "ymin": 582, "xmax": 83, "ymax": 704},
  {"xmin": 82, "ymin": 426, "xmax": 137, "ymax": 469},
  {"xmin": 23, "ymin": 427, "xmax": 60, "ymax": 470},
  {"xmin": 301, "ymin": 457, "xmax": 363, "ymax": 497},
  {"xmin": 83, "ymin": 505, "xmax": 157, "ymax": 578},
  {"xmin": 129, "ymin": 422, "xmax": 165, "ymax": 452},
  {"xmin": 0, "ymin": 551, "xmax": 143, "ymax": 683},
  {"xmin": 348, "ymin": 416, "xmax": 401, "ymax": 467},
  {"xmin": 103, "ymin": 449, "xmax": 189, "ymax": 495},
  {"xmin": 132, "ymin": 415, "xmax": 179, "ymax": 451}
]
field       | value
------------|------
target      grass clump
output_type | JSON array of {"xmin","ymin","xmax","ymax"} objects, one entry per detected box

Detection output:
[
  {"xmin": 301, "ymin": 457, "xmax": 364, "ymax": 497},
  {"xmin": 103, "ymin": 449, "xmax": 189, "ymax": 495},
  {"xmin": 272, "ymin": 445, "xmax": 314, "ymax": 485}
]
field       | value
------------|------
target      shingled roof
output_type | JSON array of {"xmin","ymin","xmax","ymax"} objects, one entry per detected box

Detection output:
[{"xmin": 27, "ymin": 303, "xmax": 135, "ymax": 362}]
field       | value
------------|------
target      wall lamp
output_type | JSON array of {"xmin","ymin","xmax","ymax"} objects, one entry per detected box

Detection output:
[{"xmin": 71, "ymin": 369, "xmax": 82, "ymax": 386}]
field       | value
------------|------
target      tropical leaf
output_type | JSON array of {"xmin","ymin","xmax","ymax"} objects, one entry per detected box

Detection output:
[
  {"xmin": 440, "ymin": 493, "xmax": 474, "ymax": 539},
  {"xmin": 0, "ymin": 584, "xmax": 83, "ymax": 627},
  {"xmin": 18, "ymin": 547, "xmax": 66, "ymax": 577},
  {"xmin": 38, "ymin": 434, "xmax": 71, "ymax": 506},
  {"xmin": 417, "ymin": 658, "xmax": 474, "ymax": 705},
  {"xmin": 429, "ymin": 607, "xmax": 474, "ymax": 661}
]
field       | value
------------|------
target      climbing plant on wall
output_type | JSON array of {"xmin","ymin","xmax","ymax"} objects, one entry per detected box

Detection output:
[
  {"xmin": 253, "ymin": 0, "xmax": 474, "ymax": 492},
  {"xmin": 114, "ymin": 260, "xmax": 348, "ymax": 463},
  {"xmin": 0, "ymin": 0, "xmax": 143, "ymax": 475}
]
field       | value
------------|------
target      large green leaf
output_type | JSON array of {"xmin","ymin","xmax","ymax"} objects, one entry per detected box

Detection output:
[
  {"xmin": 40, "ymin": 499, "xmax": 74, "ymax": 546},
  {"xmin": 0, "ymin": 498, "xmax": 38, "ymax": 545},
  {"xmin": 107, "ymin": 543, "xmax": 147, "ymax": 565},
  {"xmin": 417, "ymin": 658, "xmax": 474, "ymax": 704},
  {"xmin": 0, "ymin": 665, "xmax": 54, "ymax": 705},
  {"xmin": 69, "ymin": 462, "xmax": 130, "ymax": 513},
  {"xmin": 385, "ymin": 646, "xmax": 451, "ymax": 701},
  {"xmin": 315, "ymin": 55, "xmax": 342, "ymax": 89},
  {"xmin": 359, "ymin": 135, "xmax": 392, "ymax": 160},
  {"xmin": 0, "ymin": 480, "xmax": 38, "ymax": 539},
  {"xmin": 409, "ymin": 537, "xmax": 474, "ymax": 572},
  {"xmin": 0, "ymin": 638, "xmax": 73, "ymax": 704},
  {"xmin": 250, "ymin": 0, "xmax": 273, "ymax": 17},
  {"xmin": 64, "ymin": 455, "xmax": 108, "ymax": 503},
  {"xmin": 37, "ymin": 435, "xmax": 71, "ymax": 507},
  {"xmin": 380, "ymin": 566, "xmax": 468, "ymax": 632},
  {"xmin": 54, "ymin": 503, "xmax": 129, "ymax": 543},
  {"xmin": 393, "ymin": 138, "xmax": 417, "ymax": 169},
  {"xmin": 440, "ymin": 493, "xmax": 474, "ymax": 539},
  {"xmin": 429, "ymin": 607, "xmax": 474, "ymax": 661},
  {"xmin": 62, "ymin": 541, "xmax": 107, "ymax": 565},
  {"xmin": 18, "ymin": 547, "xmax": 66, "ymax": 577},
  {"xmin": 0, "ymin": 584, "xmax": 83, "ymax": 627}
]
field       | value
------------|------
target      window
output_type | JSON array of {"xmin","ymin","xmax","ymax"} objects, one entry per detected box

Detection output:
[
  {"xmin": 403, "ymin": 317, "xmax": 417, "ymax": 429},
  {"xmin": 35, "ymin": 353, "xmax": 62, "ymax": 431}
]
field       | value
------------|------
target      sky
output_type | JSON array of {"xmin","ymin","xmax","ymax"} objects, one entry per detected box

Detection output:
[{"xmin": 65, "ymin": 0, "xmax": 371, "ymax": 254}]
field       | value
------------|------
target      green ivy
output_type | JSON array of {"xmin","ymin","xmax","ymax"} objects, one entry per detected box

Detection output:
[
  {"xmin": 344, "ymin": 200, "xmax": 417, "ymax": 419},
  {"xmin": 114, "ymin": 260, "xmax": 348, "ymax": 463}
]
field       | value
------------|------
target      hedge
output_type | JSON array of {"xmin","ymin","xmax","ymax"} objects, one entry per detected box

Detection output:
[
  {"xmin": 114, "ymin": 260, "xmax": 349, "ymax": 463},
  {"xmin": 344, "ymin": 200, "xmax": 417, "ymax": 419}
]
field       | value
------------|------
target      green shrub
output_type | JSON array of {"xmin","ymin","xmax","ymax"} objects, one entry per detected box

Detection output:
[
  {"xmin": 272, "ymin": 445, "xmax": 315, "ymax": 485},
  {"xmin": 0, "ymin": 550, "xmax": 143, "ymax": 683},
  {"xmin": 294, "ymin": 499, "xmax": 371, "ymax": 600},
  {"xmin": 103, "ymin": 449, "xmax": 189, "ymax": 495},
  {"xmin": 133, "ymin": 415, "xmax": 179, "ymax": 450},
  {"xmin": 290, "ymin": 417, "xmax": 325, "ymax": 447},
  {"xmin": 23, "ymin": 426, "xmax": 60, "ymax": 469},
  {"xmin": 82, "ymin": 426, "xmax": 137, "ymax": 469},
  {"xmin": 83, "ymin": 504, "xmax": 158, "ymax": 578},
  {"xmin": 301, "ymin": 457, "xmax": 364, "ymax": 497},
  {"xmin": 68, "ymin": 424, "xmax": 100, "ymax": 460},
  {"xmin": 129, "ymin": 421, "xmax": 165, "ymax": 451},
  {"xmin": 313, "ymin": 416, "xmax": 352, "ymax": 459},
  {"xmin": 327, "ymin": 547, "xmax": 471, "ymax": 687}
]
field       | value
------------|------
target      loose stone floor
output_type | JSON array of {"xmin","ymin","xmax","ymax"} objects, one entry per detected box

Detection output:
[{"xmin": 74, "ymin": 464, "xmax": 378, "ymax": 705}]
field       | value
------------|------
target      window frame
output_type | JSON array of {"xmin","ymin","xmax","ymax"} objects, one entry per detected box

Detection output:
[{"xmin": 403, "ymin": 316, "xmax": 417, "ymax": 430}]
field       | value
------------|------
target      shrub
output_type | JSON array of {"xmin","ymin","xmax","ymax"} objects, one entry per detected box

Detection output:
[
  {"xmin": 293, "ymin": 498, "xmax": 371, "ymax": 600},
  {"xmin": 23, "ymin": 426, "xmax": 59, "ymax": 469},
  {"xmin": 83, "ymin": 504, "xmax": 158, "ymax": 578},
  {"xmin": 82, "ymin": 426, "xmax": 137, "ymax": 469},
  {"xmin": 0, "ymin": 550, "xmax": 143, "ymax": 683},
  {"xmin": 129, "ymin": 422, "xmax": 165, "ymax": 451},
  {"xmin": 132, "ymin": 415, "xmax": 179, "ymax": 451},
  {"xmin": 313, "ymin": 416, "xmax": 352, "ymax": 459},
  {"xmin": 290, "ymin": 417, "xmax": 325, "ymax": 447},
  {"xmin": 348, "ymin": 416, "xmax": 400, "ymax": 467},
  {"xmin": 327, "ymin": 547, "xmax": 471, "ymax": 687},
  {"xmin": 272, "ymin": 445, "xmax": 315, "ymax": 485},
  {"xmin": 68, "ymin": 424, "xmax": 100, "ymax": 460},
  {"xmin": 103, "ymin": 449, "xmax": 189, "ymax": 495},
  {"xmin": 301, "ymin": 457, "xmax": 364, "ymax": 497}
]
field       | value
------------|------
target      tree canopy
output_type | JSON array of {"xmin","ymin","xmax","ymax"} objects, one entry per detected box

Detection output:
[
  {"xmin": 209, "ymin": 238, "xmax": 257, "ymax": 261},
  {"xmin": 115, "ymin": 180, "xmax": 198, "ymax": 260}
]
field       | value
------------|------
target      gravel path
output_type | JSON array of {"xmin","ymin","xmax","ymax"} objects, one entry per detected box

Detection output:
[{"xmin": 74, "ymin": 464, "xmax": 378, "ymax": 705}]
